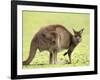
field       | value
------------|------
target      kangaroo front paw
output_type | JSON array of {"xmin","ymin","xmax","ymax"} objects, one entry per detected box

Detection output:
[
  {"xmin": 63, "ymin": 52, "xmax": 68, "ymax": 56},
  {"xmin": 63, "ymin": 53, "xmax": 67, "ymax": 56}
]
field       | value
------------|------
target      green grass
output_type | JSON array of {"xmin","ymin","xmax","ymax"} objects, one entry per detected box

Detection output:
[{"xmin": 22, "ymin": 11, "xmax": 90, "ymax": 69}]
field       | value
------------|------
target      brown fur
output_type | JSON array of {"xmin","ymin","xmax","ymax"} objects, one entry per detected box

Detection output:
[{"xmin": 23, "ymin": 24, "xmax": 84, "ymax": 65}]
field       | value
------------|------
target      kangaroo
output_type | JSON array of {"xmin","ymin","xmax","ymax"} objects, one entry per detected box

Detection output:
[{"xmin": 23, "ymin": 24, "xmax": 84, "ymax": 65}]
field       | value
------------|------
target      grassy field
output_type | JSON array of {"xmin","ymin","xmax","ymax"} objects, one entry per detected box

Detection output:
[{"xmin": 22, "ymin": 11, "xmax": 90, "ymax": 69}]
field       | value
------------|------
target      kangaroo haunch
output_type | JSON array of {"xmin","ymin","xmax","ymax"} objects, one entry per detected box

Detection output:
[{"xmin": 23, "ymin": 24, "xmax": 84, "ymax": 65}]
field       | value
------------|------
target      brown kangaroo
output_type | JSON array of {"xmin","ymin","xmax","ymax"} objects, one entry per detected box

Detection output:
[{"xmin": 23, "ymin": 24, "xmax": 84, "ymax": 65}]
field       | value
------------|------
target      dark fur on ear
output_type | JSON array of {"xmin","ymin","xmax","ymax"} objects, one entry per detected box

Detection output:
[
  {"xmin": 79, "ymin": 28, "xmax": 84, "ymax": 34},
  {"xmin": 73, "ymin": 28, "xmax": 77, "ymax": 34},
  {"xmin": 73, "ymin": 28, "xmax": 84, "ymax": 34}
]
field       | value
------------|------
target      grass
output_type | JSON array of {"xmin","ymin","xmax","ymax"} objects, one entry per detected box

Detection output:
[{"xmin": 22, "ymin": 11, "xmax": 90, "ymax": 69}]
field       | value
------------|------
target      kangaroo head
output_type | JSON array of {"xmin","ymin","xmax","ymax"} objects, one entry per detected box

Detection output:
[{"xmin": 72, "ymin": 28, "xmax": 84, "ymax": 44}]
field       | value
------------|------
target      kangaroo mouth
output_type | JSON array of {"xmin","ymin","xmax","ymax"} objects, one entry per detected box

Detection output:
[{"xmin": 77, "ymin": 39, "xmax": 81, "ymax": 43}]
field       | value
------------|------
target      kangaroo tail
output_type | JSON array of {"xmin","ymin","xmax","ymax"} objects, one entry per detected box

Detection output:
[{"xmin": 23, "ymin": 38, "xmax": 37, "ymax": 65}]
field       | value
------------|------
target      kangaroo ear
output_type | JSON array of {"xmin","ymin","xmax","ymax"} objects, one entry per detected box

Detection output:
[
  {"xmin": 80, "ymin": 28, "xmax": 84, "ymax": 34},
  {"xmin": 73, "ymin": 28, "xmax": 76, "ymax": 33}
]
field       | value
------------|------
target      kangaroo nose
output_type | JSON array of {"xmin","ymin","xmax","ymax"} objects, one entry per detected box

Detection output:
[{"xmin": 76, "ymin": 36, "xmax": 81, "ymax": 42}]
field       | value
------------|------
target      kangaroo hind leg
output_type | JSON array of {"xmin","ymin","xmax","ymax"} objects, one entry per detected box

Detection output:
[{"xmin": 49, "ymin": 52, "xmax": 53, "ymax": 64}]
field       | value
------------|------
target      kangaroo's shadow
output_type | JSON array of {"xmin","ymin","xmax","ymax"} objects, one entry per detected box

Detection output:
[{"xmin": 27, "ymin": 63, "xmax": 49, "ymax": 66}]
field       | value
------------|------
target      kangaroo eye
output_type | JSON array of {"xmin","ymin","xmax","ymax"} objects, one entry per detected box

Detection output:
[
  {"xmin": 78, "ymin": 35, "xmax": 81, "ymax": 38},
  {"xmin": 75, "ymin": 35, "xmax": 77, "ymax": 37},
  {"xmin": 75, "ymin": 35, "xmax": 81, "ymax": 38}
]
